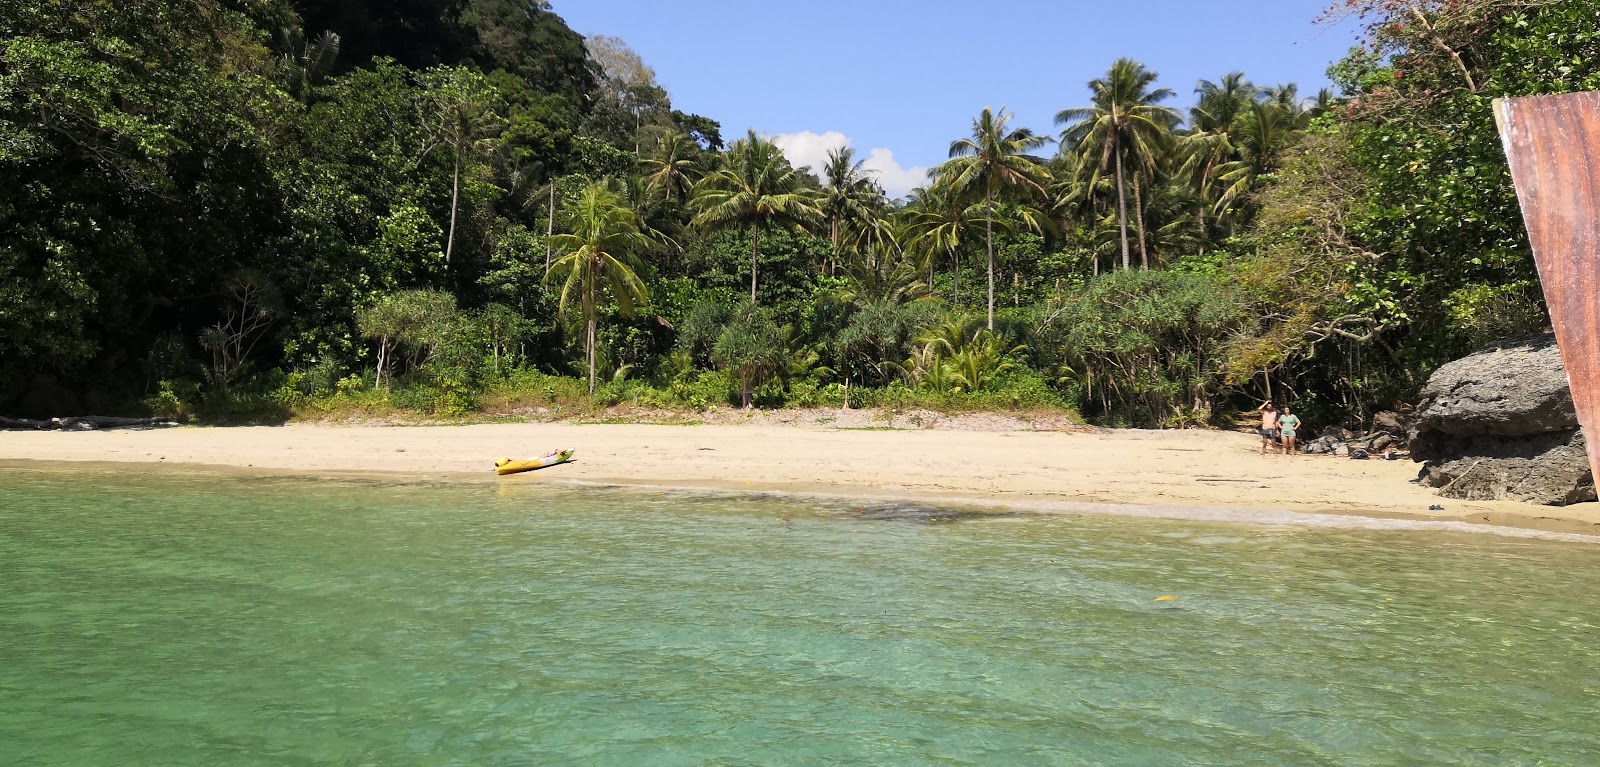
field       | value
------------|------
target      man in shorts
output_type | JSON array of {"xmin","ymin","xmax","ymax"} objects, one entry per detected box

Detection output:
[
  {"xmin": 1259, "ymin": 402, "xmax": 1280, "ymax": 456},
  {"xmin": 1278, "ymin": 404, "xmax": 1302, "ymax": 456}
]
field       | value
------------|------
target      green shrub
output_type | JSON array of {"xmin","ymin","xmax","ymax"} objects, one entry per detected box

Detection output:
[{"xmin": 145, "ymin": 379, "xmax": 201, "ymax": 421}]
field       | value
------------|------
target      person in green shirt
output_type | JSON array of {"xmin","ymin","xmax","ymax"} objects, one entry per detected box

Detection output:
[{"xmin": 1277, "ymin": 405, "xmax": 1302, "ymax": 456}]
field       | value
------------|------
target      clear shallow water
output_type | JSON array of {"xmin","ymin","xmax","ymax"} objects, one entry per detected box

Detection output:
[{"xmin": 2, "ymin": 467, "xmax": 1598, "ymax": 766}]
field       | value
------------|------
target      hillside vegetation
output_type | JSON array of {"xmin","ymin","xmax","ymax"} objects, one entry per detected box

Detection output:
[{"xmin": 3, "ymin": 0, "xmax": 1596, "ymax": 427}]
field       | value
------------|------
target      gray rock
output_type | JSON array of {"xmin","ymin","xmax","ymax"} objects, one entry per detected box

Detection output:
[
  {"xmin": 1372, "ymin": 411, "xmax": 1407, "ymax": 436},
  {"xmin": 1411, "ymin": 333, "xmax": 1595, "ymax": 506},
  {"xmin": 1418, "ymin": 430, "xmax": 1596, "ymax": 506},
  {"xmin": 1412, "ymin": 334, "xmax": 1578, "ymax": 439},
  {"xmin": 1321, "ymin": 425, "xmax": 1355, "ymax": 441}
]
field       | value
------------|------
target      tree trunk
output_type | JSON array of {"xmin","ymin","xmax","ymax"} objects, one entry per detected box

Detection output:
[
  {"xmin": 545, "ymin": 181, "xmax": 555, "ymax": 272},
  {"xmin": 750, "ymin": 226, "xmax": 760, "ymax": 305},
  {"xmin": 741, "ymin": 371, "xmax": 753, "ymax": 409},
  {"xmin": 1114, "ymin": 146, "xmax": 1130, "ymax": 271},
  {"xmin": 375, "ymin": 338, "xmax": 389, "ymax": 390},
  {"xmin": 951, "ymin": 246, "xmax": 960, "ymax": 305},
  {"xmin": 445, "ymin": 152, "xmax": 461, "ymax": 271},
  {"xmin": 830, "ymin": 219, "xmax": 839, "ymax": 278},
  {"xmin": 587, "ymin": 314, "xmax": 597, "ymax": 395},
  {"xmin": 1133, "ymin": 175, "xmax": 1149, "ymax": 270},
  {"xmin": 985, "ymin": 190, "xmax": 995, "ymax": 330}
]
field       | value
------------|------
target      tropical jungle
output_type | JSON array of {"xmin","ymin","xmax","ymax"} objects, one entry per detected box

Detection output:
[{"xmin": 3, "ymin": 0, "xmax": 1597, "ymax": 428}]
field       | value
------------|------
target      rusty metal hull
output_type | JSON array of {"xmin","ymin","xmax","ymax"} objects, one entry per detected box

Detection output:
[{"xmin": 1494, "ymin": 92, "xmax": 1600, "ymax": 485}]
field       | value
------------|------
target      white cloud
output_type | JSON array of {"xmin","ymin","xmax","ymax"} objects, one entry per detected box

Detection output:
[
  {"xmin": 770, "ymin": 130, "xmax": 848, "ymax": 176},
  {"xmin": 860, "ymin": 148, "xmax": 929, "ymax": 201},
  {"xmin": 771, "ymin": 130, "xmax": 929, "ymax": 200}
]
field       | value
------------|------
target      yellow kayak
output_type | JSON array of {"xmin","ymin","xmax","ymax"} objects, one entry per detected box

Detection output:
[{"xmin": 494, "ymin": 449, "xmax": 575, "ymax": 475}]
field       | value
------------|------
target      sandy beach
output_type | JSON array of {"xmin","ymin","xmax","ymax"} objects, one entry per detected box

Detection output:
[{"xmin": 4, "ymin": 420, "xmax": 1597, "ymax": 534}]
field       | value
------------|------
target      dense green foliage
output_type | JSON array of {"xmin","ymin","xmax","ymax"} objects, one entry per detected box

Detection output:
[{"xmin": 3, "ymin": 0, "xmax": 1593, "ymax": 427}]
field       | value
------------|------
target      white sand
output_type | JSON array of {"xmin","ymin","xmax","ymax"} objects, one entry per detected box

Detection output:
[{"xmin": 4, "ymin": 421, "xmax": 1597, "ymax": 533}]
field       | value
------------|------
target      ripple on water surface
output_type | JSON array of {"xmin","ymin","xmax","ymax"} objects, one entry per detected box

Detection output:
[{"xmin": 1, "ymin": 467, "xmax": 1598, "ymax": 766}]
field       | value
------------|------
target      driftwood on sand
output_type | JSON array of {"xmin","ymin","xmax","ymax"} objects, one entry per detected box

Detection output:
[{"xmin": 0, "ymin": 416, "xmax": 178, "ymax": 431}]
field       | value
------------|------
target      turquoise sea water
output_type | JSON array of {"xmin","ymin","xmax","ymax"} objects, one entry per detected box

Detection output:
[{"xmin": 2, "ymin": 466, "xmax": 1598, "ymax": 766}]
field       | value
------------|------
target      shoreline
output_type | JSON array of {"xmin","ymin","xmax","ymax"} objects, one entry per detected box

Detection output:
[{"xmin": 3, "ymin": 422, "xmax": 1597, "ymax": 537}]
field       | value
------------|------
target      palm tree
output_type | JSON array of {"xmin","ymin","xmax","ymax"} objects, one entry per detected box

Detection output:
[
  {"xmin": 904, "ymin": 184, "xmax": 978, "ymax": 303},
  {"xmin": 545, "ymin": 181, "xmax": 653, "ymax": 393},
  {"xmin": 837, "ymin": 235, "xmax": 932, "ymax": 308},
  {"xmin": 817, "ymin": 146, "xmax": 884, "ymax": 276},
  {"xmin": 1308, "ymin": 87, "xmax": 1338, "ymax": 118},
  {"xmin": 640, "ymin": 131, "xmax": 702, "ymax": 204},
  {"xmin": 691, "ymin": 130, "xmax": 821, "ymax": 304},
  {"xmin": 425, "ymin": 70, "xmax": 503, "ymax": 272},
  {"xmin": 1191, "ymin": 72, "xmax": 1257, "ymax": 135},
  {"xmin": 1047, "ymin": 148, "xmax": 1108, "ymax": 272},
  {"xmin": 933, "ymin": 107, "xmax": 1051, "ymax": 329},
  {"xmin": 1056, "ymin": 58, "xmax": 1179, "ymax": 270},
  {"xmin": 278, "ymin": 29, "xmax": 341, "ymax": 102},
  {"xmin": 1177, "ymin": 72, "xmax": 1255, "ymax": 228},
  {"xmin": 1208, "ymin": 100, "xmax": 1304, "ymax": 218}
]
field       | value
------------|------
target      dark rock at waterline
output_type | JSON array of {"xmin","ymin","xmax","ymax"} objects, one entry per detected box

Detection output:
[
  {"xmin": 1411, "ymin": 333, "xmax": 1596, "ymax": 506},
  {"xmin": 848, "ymin": 503, "xmax": 1003, "ymax": 524}
]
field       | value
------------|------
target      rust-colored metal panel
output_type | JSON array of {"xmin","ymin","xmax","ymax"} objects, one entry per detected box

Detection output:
[{"xmin": 1494, "ymin": 92, "xmax": 1600, "ymax": 485}]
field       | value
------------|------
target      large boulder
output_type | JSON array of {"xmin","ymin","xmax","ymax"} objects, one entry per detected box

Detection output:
[{"xmin": 1412, "ymin": 334, "xmax": 1596, "ymax": 506}]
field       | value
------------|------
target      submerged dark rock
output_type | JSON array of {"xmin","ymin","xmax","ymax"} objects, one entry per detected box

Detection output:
[
  {"xmin": 847, "ymin": 503, "xmax": 1005, "ymax": 524},
  {"xmin": 1411, "ymin": 333, "xmax": 1596, "ymax": 506}
]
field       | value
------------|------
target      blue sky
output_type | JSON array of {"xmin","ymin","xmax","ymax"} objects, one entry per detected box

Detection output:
[{"xmin": 552, "ymin": 1, "xmax": 1361, "ymax": 197}]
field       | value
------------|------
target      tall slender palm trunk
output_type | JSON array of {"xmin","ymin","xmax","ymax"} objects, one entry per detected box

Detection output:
[
  {"xmin": 1133, "ymin": 175, "xmax": 1149, "ymax": 270},
  {"xmin": 446, "ymin": 154, "xmax": 460, "ymax": 270},
  {"xmin": 749, "ymin": 227, "xmax": 761, "ymax": 304},
  {"xmin": 985, "ymin": 190, "xmax": 995, "ymax": 330},
  {"xmin": 951, "ymin": 246, "xmax": 960, "ymax": 305},
  {"xmin": 587, "ymin": 316, "xmax": 597, "ymax": 394},
  {"xmin": 830, "ymin": 220, "xmax": 839, "ymax": 278},
  {"xmin": 586, "ymin": 275, "xmax": 598, "ymax": 394},
  {"xmin": 1114, "ymin": 147, "xmax": 1130, "ymax": 271},
  {"xmin": 545, "ymin": 182, "xmax": 554, "ymax": 271}
]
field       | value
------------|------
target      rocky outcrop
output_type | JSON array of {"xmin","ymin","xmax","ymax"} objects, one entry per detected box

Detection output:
[
  {"xmin": 1302, "ymin": 413, "xmax": 1410, "ymax": 458},
  {"xmin": 1411, "ymin": 334, "xmax": 1596, "ymax": 506}
]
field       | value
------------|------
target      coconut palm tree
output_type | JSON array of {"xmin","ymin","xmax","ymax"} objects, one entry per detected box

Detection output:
[
  {"xmin": 424, "ymin": 69, "xmax": 503, "ymax": 272},
  {"xmin": 1056, "ymin": 58, "xmax": 1179, "ymax": 271},
  {"xmin": 691, "ymin": 130, "xmax": 821, "ymax": 304},
  {"xmin": 1208, "ymin": 100, "xmax": 1305, "ymax": 218},
  {"xmin": 545, "ymin": 181, "xmax": 653, "ymax": 393},
  {"xmin": 1308, "ymin": 87, "xmax": 1338, "ymax": 118},
  {"xmin": 1047, "ymin": 148, "xmax": 1112, "ymax": 271},
  {"xmin": 1191, "ymin": 72, "xmax": 1258, "ymax": 135},
  {"xmin": 837, "ymin": 235, "xmax": 932, "ymax": 308},
  {"xmin": 903, "ymin": 184, "xmax": 979, "ymax": 303},
  {"xmin": 640, "ymin": 130, "xmax": 702, "ymax": 204},
  {"xmin": 817, "ymin": 146, "xmax": 885, "ymax": 276},
  {"xmin": 933, "ymin": 107, "xmax": 1051, "ymax": 329}
]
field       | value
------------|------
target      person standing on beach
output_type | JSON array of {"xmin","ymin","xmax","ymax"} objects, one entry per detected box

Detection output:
[
  {"xmin": 1259, "ymin": 402, "xmax": 1280, "ymax": 456},
  {"xmin": 1278, "ymin": 405, "xmax": 1302, "ymax": 456}
]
